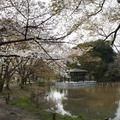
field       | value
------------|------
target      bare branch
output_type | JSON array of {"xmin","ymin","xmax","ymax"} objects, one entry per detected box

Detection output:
[
  {"xmin": 71, "ymin": 0, "xmax": 82, "ymax": 15},
  {"xmin": 0, "ymin": 33, "xmax": 71, "ymax": 46},
  {"xmin": 0, "ymin": 54, "xmax": 20, "ymax": 57},
  {"xmin": 9, "ymin": 0, "xmax": 27, "ymax": 19},
  {"xmin": 87, "ymin": 0, "xmax": 106, "ymax": 17},
  {"xmin": 104, "ymin": 23, "xmax": 120, "ymax": 45},
  {"xmin": 33, "ymin": 39, "xmax": 67, "ymax": 71}
]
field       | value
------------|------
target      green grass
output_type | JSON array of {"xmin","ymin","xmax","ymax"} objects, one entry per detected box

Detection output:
[
  {"xmin": 10, "ymin": 97, "xmax": 32, "ymax": 109},
  {"xmin": 10, "ymin": 96, "xmax": 85, "ymax": 120},
  {"xmin": 4, "ymin": 84, "xmax": 85, "ymax": 120},
  {"xmin": 37, "ymin": 80, "xmax": 46, "ymax": 86}
]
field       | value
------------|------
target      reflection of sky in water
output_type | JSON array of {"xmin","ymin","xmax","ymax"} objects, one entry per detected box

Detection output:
[
  {"xmin": 45, "ymin": 83, "xmax": 120, "ymax": 120},
  {"xmin": 114, "ymin": 101, "xmax": 120, "ymax": 120},
  {"xmin": 46, "ymin": 88, "xmax": 71, "ymax": 116},
  {"xmin": 113, "ymin": 87, "xmax": 120, "ymax": 120}
]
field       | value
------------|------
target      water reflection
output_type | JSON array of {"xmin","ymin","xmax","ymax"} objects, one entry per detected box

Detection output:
[
  {"xmin": 46, "ymin": 88, "xmax": 71, "ymax": 116},
  {"xmin": 44, "ymin": 83, "xmax": 120, "ymax": 120},
  {"xmin": 46, "ymin": 83, "xmax": 120, "ymax": 120},
  {"xmin": 114, "ymin": 101, "xmax": 120, "ymax": 120}
]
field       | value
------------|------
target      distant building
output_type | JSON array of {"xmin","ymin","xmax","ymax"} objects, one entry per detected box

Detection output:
[{"xmin": 69, "ymin": 68, "xmax": 87, "ymax": 81}]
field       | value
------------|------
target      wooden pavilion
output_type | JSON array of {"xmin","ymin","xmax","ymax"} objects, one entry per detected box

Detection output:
[{"xmin": 69, "ymin": 68, "xmax": 87, "ymax": 81}]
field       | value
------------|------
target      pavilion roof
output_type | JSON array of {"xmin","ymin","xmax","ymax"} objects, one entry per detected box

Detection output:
[{"xmin": 69, "ymin": 68, "xmax": 87, "ymax": 73}]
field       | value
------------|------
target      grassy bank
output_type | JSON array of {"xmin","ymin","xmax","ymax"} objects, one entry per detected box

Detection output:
[
  {"xmin": 1, "ymin": 84, "xmax": 85, "ymax": 120},
  {"xmin": 10, "ymin": 96, "xmax": 85, "ymax": 120}
]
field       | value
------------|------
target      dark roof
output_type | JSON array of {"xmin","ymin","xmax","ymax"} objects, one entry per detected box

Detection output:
[{"xmin": 69, "ymin": 68, "xmax": 87, "ymax": 73}]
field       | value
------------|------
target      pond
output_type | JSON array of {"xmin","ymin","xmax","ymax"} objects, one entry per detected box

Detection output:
[{"xmin": 46, "ymin": 83, "xmax": 120, "ymax": 120}]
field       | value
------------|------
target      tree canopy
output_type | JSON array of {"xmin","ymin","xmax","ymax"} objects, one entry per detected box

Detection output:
[
  {"xmin": 67, "ymin": 40, "xmax": 116, "ymax": 81},
  {"xmin": 0, "ymin": 0, "xmax": 120, "ymax": 89},
  {"xmin": 0, "ymin": 0, "xmax": 120, "ymax": 59}
]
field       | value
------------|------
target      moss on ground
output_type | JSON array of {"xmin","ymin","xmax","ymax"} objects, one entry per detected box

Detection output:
[
  {"xmin": 9, "ymin": 94, "xmax": 85, "ymax": 120},
  {"xmin": 0, "ymin": 84, "xmax": 85, "ymax": 120}
]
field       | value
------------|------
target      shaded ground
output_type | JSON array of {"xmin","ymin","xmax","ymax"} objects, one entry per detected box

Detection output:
[
  {"xmin": 0, "ymin": 100, "xmax": 40, "ymax": 120},
  {"xmin": 0, "ymin": 85, "xmax": 46, "ymax": 120}
]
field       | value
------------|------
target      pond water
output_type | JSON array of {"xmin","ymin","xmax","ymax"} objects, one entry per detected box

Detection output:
[{"xmin": 46, "ymin": 83, "xmax": 120, "ymax": 120}]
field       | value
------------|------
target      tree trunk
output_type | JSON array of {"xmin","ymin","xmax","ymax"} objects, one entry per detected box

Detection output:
[
  {"xmin": 20, "ymin": 79, "xmax": 25, "ymax": 89},
  {"xmin": 5, "ymin": 79, "xmax": 10, "ymax": 90},
  {"xmin": 0, "ymin": 80, "xmax": 5, "ymax": 92},
  {"xmin": 52, "ymin": 113, "xmax": 56, "ymax": 120},
  {"xmin": 5, "ymin": 92, "xmax": 10, "ymax": 104}
]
